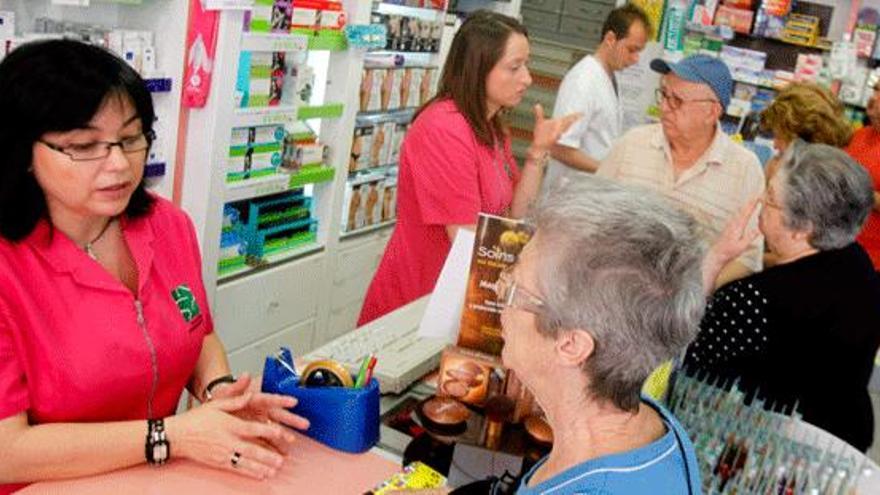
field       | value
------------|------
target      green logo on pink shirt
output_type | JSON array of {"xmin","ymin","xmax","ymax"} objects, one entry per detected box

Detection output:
[{"xmin": 171, "ymin": 285, "xmax": 200, "ymax": 323}]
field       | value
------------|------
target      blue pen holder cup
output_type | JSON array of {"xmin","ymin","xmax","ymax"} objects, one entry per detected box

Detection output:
[{"xmin": 261, "ymin": 355, "xmax": 380, "ymax": 453}]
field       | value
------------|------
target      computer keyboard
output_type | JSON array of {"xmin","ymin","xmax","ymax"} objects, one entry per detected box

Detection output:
[{"xmin": 304, "ymin": 297, "xmax": 447, "ymax": 394}]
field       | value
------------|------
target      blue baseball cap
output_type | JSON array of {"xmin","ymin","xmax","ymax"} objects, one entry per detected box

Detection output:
[{"xmin": 650, "ymin": 54, "xmax": 732, "ymax": 109}]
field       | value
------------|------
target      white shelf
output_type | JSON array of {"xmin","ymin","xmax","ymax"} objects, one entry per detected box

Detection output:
[
  {"xmin": 732, "ymin": 76, "xmax": 783, "ymax": 91},
  {"xmin": 232, "ymin": 105, "xmax": 300, "ymax": 127},
  {"xmin": 241, "ymin": 32, "xmax": 309, "ymax": 53},
  {"xmin": 348, "ymin": 163, "xmax": 398, "ymax": 179},
  {"xmin": 356, "ymin": 107, "xmax": 416, "ymax": 125},
  {"xmin": 217, "ymin": 243, "xmax": 325, "ymax": 284},
  {"xmin": 340, "ymin": 219, "xmax": 396, "ymax": 240},
  {"xmin": 374, "ymin": 2, "xmax": 445, "ymax": 21},
  {"xmin": 225, "ymin": 174, "xmax": 290, "ymax": 203}
]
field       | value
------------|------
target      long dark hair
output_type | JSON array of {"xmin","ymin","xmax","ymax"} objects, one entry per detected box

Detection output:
[
  {"xmin": 417, "ymin": 10, "xmax": 528, "ymax": 147},
  {"xmin": 0, "ymin": 39, "xmax": 155, "ymax": 241}
]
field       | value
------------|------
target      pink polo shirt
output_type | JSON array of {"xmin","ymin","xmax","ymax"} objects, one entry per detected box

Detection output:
[
  {"xmin": 358, "ymin": 99, "xmax": 520, "ymax": 326},
  {"xmin": 0, "ymin": 196, "xmax": 212, "ymax": 455}
]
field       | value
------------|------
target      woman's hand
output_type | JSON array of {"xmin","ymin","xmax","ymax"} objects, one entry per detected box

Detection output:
[
  {"xmin": 166, "ymin": 392, "xmax": 300, "ymax": 480},
  {"xmin": 527, "ymin": 104, "xmax": 581, "ymax": 159},
  {"xmin": 208, "ymin": 373, "xmax": 310, "ymax": 455},
  {"xmin": 703, "ymin": 197, "xmax": 761, "ymax": 293}
]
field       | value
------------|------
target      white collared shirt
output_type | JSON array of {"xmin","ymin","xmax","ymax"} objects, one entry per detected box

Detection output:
[
  {"xmin": 545, "ymin": 55, "xmax": 623, "ymax": 190},
  {"xmin": 598, "ymin": 124, "xmax": 766, "ymax": 271}
]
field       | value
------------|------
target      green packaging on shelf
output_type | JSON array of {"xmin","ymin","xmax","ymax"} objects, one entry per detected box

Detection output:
[
  {"xmin": 701, "ymin": 37, "xmax": 723, "ymax": 53},
  {"xmin": 662, "ymin": 0, "xmax": 688, "ymax": 54},
  {"xmin": 297, "ymin": 103, "xmax": 344, "ymax": 120},
  {"xmin": 249, "ymin": 0, "xmax": 276, "ymax": 33},
  {"xmin": 288, "ymin": 165, "xmax": 335, "ymax": 188},
  {"xmin": 292, "ymin": 28, "xmax": 348, "ymax": 51}
]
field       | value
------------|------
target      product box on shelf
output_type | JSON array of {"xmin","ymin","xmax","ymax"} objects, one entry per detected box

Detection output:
[
  {"xmin": 271, "ymin": 0, "xmax": 293, "ymax": 33},
  {"xmin": 381, "ymin": 68, "xmax": 404, "ymax": 110},
  {"xmin": 419, "ymin": 67, "xmax": 437, "ymax": 105},
  {"xmin": 399, "ymin": 67, "xmax": 419, "ymax": 108},
  {"xmin": 342, "ymin": 173, "xmax": 390, "ymax": 232},
  {"xmin": 249, "ymin": 0, "xmax": 275, "ymax": 32},
  {"xmin": 854, "ymin": 25, "xmax": 878, "ymax": 59},
  {"xmin": 236, "ymin": 51, "xmax": 273, "ymax": 108},
  {"xmin": 342, "ymin": 181, "xmax": 367, "ymax": 232},
  {"xmin": 794, "ymin": 53, "xmax": 822, "ymax": 82},
  {"xmin": 369, "ymin": 122, "xmax": 394, "ymax": 167},
  {"xmin": 291, "ymin": 1, "xmax": 345, "ymax": 31},
  {"xmin": 227, "ymin": 148, "xmax": 282, "ymax": 181},
  {"xmin": 782, "ymin": 13, "xmax": 820, "ymax": 47},
  {"xmin": 387, "ymin": 121, "xmax": 410, "ymax": 165},
  {"xmin": 281, "ymin": 136, "xmax": 328, "ymax": 174},
  {"xmin": 361, "ymin": 67, "xmax": 383, "ymax": 112},
  {"xmin": 350, "ymin": 125, "xmax": 376, "ymax": 173},
  {"xmin": 281, "ymin": 63, "xmax": 315, "ymax": 106},
  {"xmin": 381, "ymin": 174, "xmax": 397, "ymax": 223},
  {"xmin": 714, "ymin": 5, "xmax": 754, "ymax": 35},
  {"xmin": 374, "ymin": 14, "xmax": 441, "ymax": 53},
  {"xmin": 839, "ymin": 67, "xmax": 871, "ymax": 107},
  {"xmin": 362, "ymin": 180, "xmax": 385, "ymax": 226},
  {"xmin": 232, "ymin": 190, "xmax": 316, "ymax": 259},
  {"xmin": 690, "ymin": 1, "xmax": 719, "ymax": 27},
  {"xmin": 228, "ymin": 125, "xmax": 285, "ymax": 181},
  {"xmin": 230, "ymin": 125, "xmax": 286, "ymax": 149},
  {"xmin": 436, "ymin": 346, "xmax": 505, "ymax": 408}
]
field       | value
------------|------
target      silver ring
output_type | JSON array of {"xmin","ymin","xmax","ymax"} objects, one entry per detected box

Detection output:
[{"xmin": 231, "ymin": 451, "xmax": 241, "ymax": 468}]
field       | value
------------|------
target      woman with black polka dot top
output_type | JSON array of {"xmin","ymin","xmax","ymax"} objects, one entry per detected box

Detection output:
[{"xmin": 685, "ymin": 141, "xmax": 880, "ymax": 453}]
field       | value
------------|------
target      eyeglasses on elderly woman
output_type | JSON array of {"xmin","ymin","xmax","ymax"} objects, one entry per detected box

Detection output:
[{"xmin": 496, "ymin": 266, "xmax": 545, "ymax": 314}]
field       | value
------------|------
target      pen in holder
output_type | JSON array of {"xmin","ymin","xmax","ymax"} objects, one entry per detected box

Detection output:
[{"xmin": 261, "ymin": 347, "xmax": 380, "ymax": 453}]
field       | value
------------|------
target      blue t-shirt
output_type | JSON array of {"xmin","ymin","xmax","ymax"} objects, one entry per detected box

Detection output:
[{"xmin": 515, "ymin": 397, "xmax": 701, "ymax": 495}]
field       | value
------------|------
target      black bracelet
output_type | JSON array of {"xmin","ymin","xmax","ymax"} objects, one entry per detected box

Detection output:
[
  {"xmin": 204, "ymin": 374, "xmax": 236, "ymax": 401},
  {"xmin": 145, "ymin": 418, "xmax": 169, "ymax": 466}
]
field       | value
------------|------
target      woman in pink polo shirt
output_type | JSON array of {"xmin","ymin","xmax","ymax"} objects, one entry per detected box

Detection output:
[
  {"xmin": 0, "ymin": 40, "xmax": 307, "ymax": 492},
  {"xmin": 358, "ymin": 11, "xmax": 579, "ymax": 325}
]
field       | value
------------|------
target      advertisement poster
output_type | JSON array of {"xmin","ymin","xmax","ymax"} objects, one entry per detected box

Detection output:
[{"xmin": 457, "ymin": 213, "xmax": 534, "ymax": 355}]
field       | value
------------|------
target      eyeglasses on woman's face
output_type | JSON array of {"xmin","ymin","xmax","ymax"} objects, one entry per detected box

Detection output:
[
  {"xmin": 496, "ymin": 266, "xmax": 545, "ymax": 315},
  {"xmin": 38, "ymin": 130, "xmax": 154, "ymax": 162}
]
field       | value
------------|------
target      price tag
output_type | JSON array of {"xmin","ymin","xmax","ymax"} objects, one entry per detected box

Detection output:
[
  {"xmin": 261, "ymin": 111, "xmax": 297, "ymax": 126},
  {"xmin": 204, "ymin": 0, "xmax": 254, "ymax": 10}
]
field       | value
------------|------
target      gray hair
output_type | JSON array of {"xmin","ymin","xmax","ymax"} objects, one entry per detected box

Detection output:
[
  {"xmin": 529, "ymin": 177, "xmax": 707, "ymax": 412},
  {"xmin": 777, "ymin": 141, "xmax": 873, "ymax": 250}
]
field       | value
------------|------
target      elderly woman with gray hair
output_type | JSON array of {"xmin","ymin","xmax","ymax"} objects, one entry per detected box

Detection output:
[
  {"xmin": 686, "ymin": 141, "xmax": 880, "ymax": 452},
  {"xmin": 497, "ymin": 177, "xmax": 703, "ymax": 494}
]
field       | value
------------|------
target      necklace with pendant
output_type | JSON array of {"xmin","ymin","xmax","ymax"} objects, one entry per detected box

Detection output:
[{"xmin": 83, "ymin": 217, "xmax": 116, "ymax": 260}]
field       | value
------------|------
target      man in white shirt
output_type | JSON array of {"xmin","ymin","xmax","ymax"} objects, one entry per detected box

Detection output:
[{"xmin": 544, "ymin": 4, "xmax": 651, "ymax": 190}]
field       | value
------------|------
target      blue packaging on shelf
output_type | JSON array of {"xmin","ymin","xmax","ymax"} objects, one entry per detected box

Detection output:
[{"xmin": 261, "ymin": 348, "xmax": 380, "ymax": 453}]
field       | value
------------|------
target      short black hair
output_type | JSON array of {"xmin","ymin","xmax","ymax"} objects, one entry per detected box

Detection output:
[
  {"xmin": 0, "ymin": 39, "xmax": 155, "ymax": 241},
  {"xmin": 602, "ymin": 3, "xmax": 652, "ymax": 41}
]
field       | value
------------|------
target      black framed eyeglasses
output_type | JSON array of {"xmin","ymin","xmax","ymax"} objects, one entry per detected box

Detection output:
[
  {"xmin": 655, "ymin": 88, "xmax": 719, "ymax": 111},
  {"xmin": 39, "ymin": 130, "xmax": 154, "ymax": 162},
  {"xmin": 496, "ymin": 266, "xmax": 545, "ymax": 315}
]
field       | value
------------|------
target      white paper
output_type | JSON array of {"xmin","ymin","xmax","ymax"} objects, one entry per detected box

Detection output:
[{"xmin": 417, "ymin": 228, "xmax": 475, "ymax": 342}]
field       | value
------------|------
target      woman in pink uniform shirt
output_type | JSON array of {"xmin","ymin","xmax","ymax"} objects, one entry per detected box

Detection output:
[
  {"xmin": 0, "ymin": 40, "xmax": 307, "ymax": 493},
  {"xmin": 358, "ymin": 11, "xmax": 579, "ymax": 325}
]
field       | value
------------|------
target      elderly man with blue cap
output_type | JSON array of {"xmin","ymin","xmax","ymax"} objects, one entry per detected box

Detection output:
[{"xmin": 597, "ymin": 54, "xmax": 765, "ymax": 288}]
